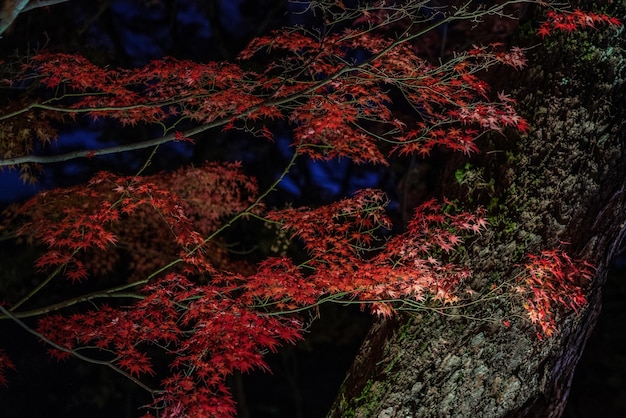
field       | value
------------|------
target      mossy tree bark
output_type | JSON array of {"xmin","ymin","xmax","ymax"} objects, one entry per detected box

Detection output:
[{"xmin": 329, "ymin": 5, "xmax": 626, "ymax": 418}]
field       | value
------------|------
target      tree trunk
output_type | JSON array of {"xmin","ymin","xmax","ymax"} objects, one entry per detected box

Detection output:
[{"xmin": 329, "ymin": 5, "xmax": 626, "ymax": 418}]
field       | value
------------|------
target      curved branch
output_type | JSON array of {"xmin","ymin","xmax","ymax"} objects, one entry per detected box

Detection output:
[
  {"xmin": 1, "ymin": 143, "xmax": 302, "ymax": 322},
  {"xmin": 0, "ymin": 305, "xmax": 158, "ymax": 395},
  {"xmin": 1, "ymin": 291, "xmax": 145, "ymax": 320},
  {"xmin": 0, "ymin": 130, "xmax": 188, "ymax": 167}
]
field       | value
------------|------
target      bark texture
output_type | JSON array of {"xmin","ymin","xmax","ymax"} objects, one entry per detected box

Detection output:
[{"xmin": 329, "ymin": 5, "xmax": 626, "ymax": 418}]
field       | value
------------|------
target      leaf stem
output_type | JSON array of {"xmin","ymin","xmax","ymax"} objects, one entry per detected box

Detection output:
[
  {"xmin": 0, "ymin": 305, "xmax": 159, "ymax": 395},
  {"xmin": 9, "ymin": 248, "xmax": 79, "ymax": 312},
  {"xmin": 1, "ymin": 291, "xmax": 145, "ymax": 320}
]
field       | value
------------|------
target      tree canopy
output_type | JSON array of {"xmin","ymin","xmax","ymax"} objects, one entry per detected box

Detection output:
[{"xmin": 0, "ymin": 1, "xmax": 622, "ymax": 417}]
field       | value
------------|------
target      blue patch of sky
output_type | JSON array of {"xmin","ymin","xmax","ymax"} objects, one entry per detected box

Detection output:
[
  {"xmin": 218, "ymin": 0, "xmax": 245, "ymax": 34},
  {"xmin": 177, "ymin": 2, "xmax": 212, "ymax": 39},
  {"xmin": 109, "ymin": 0, "xmax": 170, "ymax": 65},
  {"xmin": 162, "ymin": 140, "xmax": 195, "ymax": 161},
  {"xmin": 276, "ymin": 157, "xmax": 384, "ymax": 202},
  {"xmin": 0, "ymin": 171, "xmax": 42, "ymax": 204},
  {"xmin": 49, "ymin": 128, "xmax": 104, "ymax": 155},
  {"xmin": 275, "ymin": 135, "xmax": 295, "ymax": 159},
  {"xmin": 0, "ymin": 127, "xmax": 104, "ymax": 204},
  {"xmin": 119, "ymin": 31, "xmax": 166, "ymax": 65},
  {"xmin": 277, "ymin": 174, "xmax": 301, "ymax": 196},
  {"xmin": 109, "ymin": 0, "xmax": 167, "ymax": 22},
  {"xmin": 272, "ymin": 135, "xmax": 301, "ymax": 196},
  {"xmin": 272, "ymin": 135, "xmax": 383, "ymax": 200},
  {"xmin": 308, "ymin": 159, "xmax": 381, "ymax": 195}
]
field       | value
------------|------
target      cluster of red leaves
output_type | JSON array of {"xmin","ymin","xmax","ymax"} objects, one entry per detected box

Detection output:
[
  {"xmin": 2, "ymin": 5, "xmax": 616, "ymax": 175},
  {"xmin": 23, "ymin": 185, "xmax": 485, "ymax": 417},
  {"xmin": 242, "ymin": 30, "xmax": 530, "ymax": 160},
  {"xmin": 17, "ymin": 162, "xmax": 258, "ymax": 282},
  {"xmin": 518, "ymin": 249, "xmax": 594, "ymax": 338},
  {"xmin": 264, "ymin": 192, "xmax": 486, "ymax": 316},
  {"xmin": 18, "ymin": 171, "xmax": 199, "ymax": 282},
  {"xmin": 9, "ymin": 161, "xmax": 287, "ymax": 417},
  {"xmin": 29, "ymin": 54, "xmax": 261, "ymax": 127},
  {"xmin": 37, "ymin": 273, "xmax": 302, "ymax": 417},
  {"xmin": 0, "ymin": 100, "xmax": 57, "ymax": 183},
  {"xmin": 538, "ymin": 9, "xmax": 621, "ymax": 38},
  {"xmin": 117, "ymin": 162, "xmax": 259, "ymax": 279},
  {"xmin": 14, "ymin": 24, "xmax": 533, "ymax": 168}
]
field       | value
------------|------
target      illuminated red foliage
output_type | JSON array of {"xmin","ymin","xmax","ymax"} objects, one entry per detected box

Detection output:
[
  {"xmin": 519, "ymin": 249, "xmax": 594, "ymax": 338},
  {"xmin": 538, "ymin": 9, "xmax": 621, "ymax": 38},
  {"xmin": 0, "ymin": 2, "xmax": 618, "ymax": 416}
]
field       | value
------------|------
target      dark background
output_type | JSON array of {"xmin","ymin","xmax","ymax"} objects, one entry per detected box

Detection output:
[{"xmin": 0, "ymin": 1, "xmax": 624, "ymax": 416}]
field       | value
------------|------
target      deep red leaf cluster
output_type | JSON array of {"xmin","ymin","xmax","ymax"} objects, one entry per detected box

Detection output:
[
  {"xmin": 538, "ymin": 9, "xmax": 621, "ymax": 38},
  {"xmin": 518, "ymin": 249, "xmax": 594, "ymax": 338}
]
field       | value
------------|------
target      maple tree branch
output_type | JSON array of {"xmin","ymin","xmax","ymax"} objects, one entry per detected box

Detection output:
[
  {"xmin": 0, "ymin": 304, "xmax": 158, "ymax": 396},
  {"xmin": 0, "ymin": 101, "xmax": 153, "ymax": 121},
  {"xmin": 256, "ymin": 281, "xmax": 513, "ymax": 322},
  {"xmin": 0, "ymin": 1, "xmax": 531, "ymax": 168},
  {"xmin": 0, "ymin": 125, "xmax": 201, "ymax": 167},
  {"xmin": 173, "ymin": 140, "xmax": 302, "ymax": 266},
  {"xmin": 0, "ymin": 61, "xmax": 349, "ymax": 166},
  {"xmin": 0, "ymin": 142, "xmax": 306, "ymax": 317},
  {"xmin": 1, "ymin": 291, "xmax": 144, "ymax": 320},
  {"xmin": 0, "ymin": 91, "xmax": 232, "ymax": 122},
  {"xmin": 8, "ymin": 249, "xmax": 79, "ymax": 312}
]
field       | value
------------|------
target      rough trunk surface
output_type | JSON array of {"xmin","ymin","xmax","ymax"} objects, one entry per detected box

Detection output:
[{"xmin": 329, "ymin": 5, "xmax": 626, "ymax": 418}]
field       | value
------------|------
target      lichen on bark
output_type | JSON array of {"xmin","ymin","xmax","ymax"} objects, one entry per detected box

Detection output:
[{"xmin": 329, "ymin": 4, "xmax": 626, "ymax": 417}]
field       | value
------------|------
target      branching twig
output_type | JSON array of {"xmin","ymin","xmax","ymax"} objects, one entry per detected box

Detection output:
[
  {"xmin": 0, "ymin": 0, "xmax": 533, "ymax": 168},
  {"xmin": 0, "ymin": 304, "xmax": 159, "ymax": 396}
]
